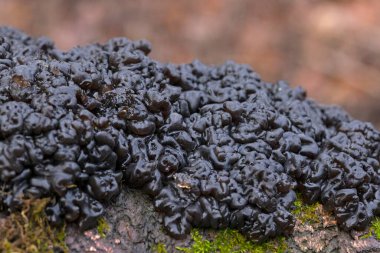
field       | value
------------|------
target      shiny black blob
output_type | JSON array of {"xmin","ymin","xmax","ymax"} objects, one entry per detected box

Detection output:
[{"xmin": 0, "ymin": 27, "xmax": 380, "ymax": 242}]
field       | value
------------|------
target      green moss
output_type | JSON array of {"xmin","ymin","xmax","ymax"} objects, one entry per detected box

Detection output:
[
  {"xmin": 176, "ymin": 229, "xmax": 287, "ymax": 253},
  {"xmin": 292, "ymin": 194, "xmax": 321, "ymax": 224},
  {"xmin": 372, "ymin": 218, "xmax": 380, "ymax": 239},
  {"xmin": 360, "ymin": 217, "xmax": 380, "ymax": 240},
  {"xmin": 97, "ymin": 217, "xmax": 110, "ymax": 238},
  {"xmin": 154, "ymin": 242, "xmax": 168, "ymax": 253},
  {"xmin": 0, "ymin": 198, "xmax": 68, "ymax": 253}
]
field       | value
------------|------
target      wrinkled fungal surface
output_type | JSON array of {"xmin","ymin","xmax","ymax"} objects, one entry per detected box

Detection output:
[{"xmin": 0, "ymin": 27, "xmax": 379, "ymax": 242}]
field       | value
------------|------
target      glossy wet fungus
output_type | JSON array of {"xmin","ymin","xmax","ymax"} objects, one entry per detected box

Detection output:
[{"xmin": 0, "ymin": 27, "xmax": 379, "ymax": 243}]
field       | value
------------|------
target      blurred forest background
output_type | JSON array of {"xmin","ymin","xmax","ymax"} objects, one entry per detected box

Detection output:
[{"xmin": 0, "ymin": 0, "xmax": 379, "ymax": 128}]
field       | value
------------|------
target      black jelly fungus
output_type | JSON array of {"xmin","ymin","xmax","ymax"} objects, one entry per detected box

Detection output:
[{"xmin": 0, "ymin": 27, "xmax": 380, "ymax": 242}]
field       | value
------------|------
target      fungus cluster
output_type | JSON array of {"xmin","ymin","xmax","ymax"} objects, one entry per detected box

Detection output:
[{"xmin": 0, "ymin": 27, "xmax": 379, "ymax": 242}]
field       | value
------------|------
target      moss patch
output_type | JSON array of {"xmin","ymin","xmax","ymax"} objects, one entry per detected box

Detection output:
[
  {"xmin": 176, "ymin": 229, "xmax": 287, "ymax": 253},
  {"xmin": 0, "ymin": 198, "xmax": 68, "ymax": 253},
  {"xmin": 360, "ymin": 217, "xmax": 380, "ymax": 240},
  {"xmin": 97, "ymin": 217, "xmax": 110, "ymax": 238},
  {"xmin": 292, "ymin": 194, "xmax": 321, "ymax": 224},
  {"xmin": 154, "ymin": 242, "xmax": 168, "ymax": 253}
]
